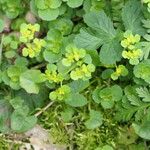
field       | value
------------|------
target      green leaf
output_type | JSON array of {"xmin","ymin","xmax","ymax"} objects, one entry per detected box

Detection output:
[
  {"xmin": 43, "ymin": 49, "xmax": 62, "ymax": 63},
  {"xmin": 0, "ymin": 19, "xmax": 4, "ymax": 32},
  {"xmin": 92, "ymin": 87, "xmax": 101, "ymax": 104},
  {"xmin": 136, "ymin": 87, "xmax": 150, "ymax": 102},
  {"xmin": 61, "ymin": 107, "xmax": 74, "ymax": 122},
  {"xmin": 133, "ymin": 121, "xmax": 150, "ymax": 140},
  {"xmin": 133, "ymin": 60, "xmax": 150, "ymax": 84},
  {"xmin": 85, "ymin": 110, "xmax": 103, "ymax": 129},
  {"xmin": 100, "ymin": 40, "xmax": 122, "ymax": 65},
  {"xmin": 69, "ymin": 79, "xmax": 90, "ymax": 93},
  {"xmin": 11, "ymin": 111, "xmax": 37, "ymax": 133},
  {"xmin": 20, "ymin": 70, "xmax": 46, "ymax": 94},
  {"xmin": 65, "ymin": 93, "xmax": 87, "ymax": 107},
  {"xmin": 84, "ymin": 11, "xmax": 116, "ymax": 43},
  {"xmin": 38, "ymin": 8, "xmax": 59, "ymax": 21},
  {"xmin": 74, "ymin": 28, "xmax": 102, "ymax": 50},
  {"xmin": 122, "ymin": 0, "xmax": 146, "ymax": 35},
  {"xmin": 67, "ymin": 0, "xmax": 83, "ymax": 8},
  {"xmin": 0, "ymin": 100, "xmax": 11, "ymax": 133},
  {"xmin": 99, "ymin": 85, "xmax": 123, "ymax": 109}
]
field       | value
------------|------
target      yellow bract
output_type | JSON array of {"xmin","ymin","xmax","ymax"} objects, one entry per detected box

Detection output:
[
  {"xmin": 22, "ymin": 38, "xmax": 46, "ymax": 58},
  {"xmin": 121, "ymin": 33, "xmax": 140, "ymax": 50},
  {"xmin": 62, "ymin": 44, "xmax": 86, "ymax": 66},
  {"xmin": 20, "ymin": 23, "xmax": 40, "ymax": 43},
  {"xmin": 122, "ymin": 49, "xmax": 143, "ymax": 60},
  {"xmin": 45, "ymin": 70, "xmax": 63, "ymax": 83}
]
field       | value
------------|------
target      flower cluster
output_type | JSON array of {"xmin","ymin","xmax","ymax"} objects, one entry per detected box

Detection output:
[
  {"xmin": 121, "ymin": 31, "xmax": 143, "ymax": 65},
  {"xmin": 122, "ymin": 49, "xmax": 143, "ymax": 65},
  {"xmin": 44, "ymin": 64, "xmax": 63, "ymax": 83},
  {"xmin": 49, "ymin": 85, "xmax": 71, "ymax": 101},
  {"xmin": 62, "ymin": 44, "xmax": 86, "ymax": 67},
  {"xmin": 62, "ymin": 44, "xmax": 95, "ymax": 80},
  {"xmin": 70, "ymin": 64, "xmax": 95, "ymax": 80},
  {"xmin": 22, "ymin": 38, "xmax": 46, "ymax": 58},
  {"xmin": 111, "ymin": 65, "xmax": 128, "ymax": 80},
  {"xmin": 20, "ymin": 23, "xmax": 46, "ymax": 58},
  {"xmin": 20, "ymin": 23, "xmax": 40, "ymax": 43}
]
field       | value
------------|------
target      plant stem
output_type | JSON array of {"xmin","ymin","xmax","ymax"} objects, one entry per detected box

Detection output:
[{"xmin": 35, "ymin": 101, "xmax": 54, "ymax": 117}]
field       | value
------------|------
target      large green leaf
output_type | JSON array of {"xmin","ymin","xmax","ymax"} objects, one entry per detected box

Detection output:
[
  {"xmin": 20, "ymin": 70, "xmax": 46, "ymax": 94},
  {"xmin": 84, "ymin": 11, "xmax": 116, "ymax": 43},
  {"xmin": 122, "ymin": 0, "xmax": 146, "ymax": 35},
  {"xmin": 11, "ymin": 111, "xmax": 37, "ymax": 133},
  {"xmin": 100, "ymin": 40, "xmax": 122, "ymax": 65},
  {"xmin": 74, "ymin": 28, "xmax": 102, "ymax": 50}
]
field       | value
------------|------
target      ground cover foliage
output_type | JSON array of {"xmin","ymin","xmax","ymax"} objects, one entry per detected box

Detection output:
[{"xmin": 0, "ymin": 0, "xmax": 150, "ymax": 149}]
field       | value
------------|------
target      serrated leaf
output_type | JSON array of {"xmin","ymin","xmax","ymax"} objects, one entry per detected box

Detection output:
[
  {"xmin": 84, "ymin": 11, "xmax": 116, "ymax": 43},
  {"xmin": 136, "ymin": 87, "xmax": 150, "ymax": 102},
  {"xmin": 74, "ymin": 28, "xmax": 102, "ymax": 50},
  {"xmin": 122, "ymin": 0, "xmax": 146, "ymax": 35},
  {"xmin": 99, "ymin": 40, "xmax": 122, "ymax": 65}
]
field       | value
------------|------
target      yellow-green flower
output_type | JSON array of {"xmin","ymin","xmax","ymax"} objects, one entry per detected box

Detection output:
[
  {"xmin": 22, "ymin": 39, "xmax": 46, "ymax": 58},
  {"xmin": 49, "ymin": 85, "xmax": 71, "ymax": 101},
  {"xmin": 45, "ymin": 70, "xmax": 63, "ymax": 83},
  {"xmin": 121, "ymin": 30, "xmax": 140, "ymax": 50},
  {"xmin": 62, "ymin": 44, "xmax": 86, "ymax": 66},
  {"xmin": 20, "ymin": 23, "xmax": 40, "ymax": 43},
  {"xmin": 111, "ymin": 65, "xmax": 128, "ymax": 80},
  {"xmin": 70, "ymin": 64, "xmax": 95, "ymax": 80},
  {"xmin": 122, "ymin": 49, "xmax": 143, "ymax": 65}
]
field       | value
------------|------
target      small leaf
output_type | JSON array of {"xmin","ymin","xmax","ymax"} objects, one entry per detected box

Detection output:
[
  {"xmin": 85, "ymin": 110, "xmax": 103, "ymax": 129},
  {"xmin": 65, "ymin": 93, "xmax": 87, "ymax": 107},
  {"xmin": 38, "ymin": 8, "xmax": 59, "ymax": 21},
  {"xmin": 67, "ymin": 0, "xmax": 83, "ymax": 8},
  {"xmin": 69, "ymin": 80, "xmax": 90, "ymax": 93}
]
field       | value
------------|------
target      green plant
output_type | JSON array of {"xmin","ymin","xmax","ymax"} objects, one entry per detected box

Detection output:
[{"xmin": 0, "ymin": 0, "xmax": 150, "ymax": 149}]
